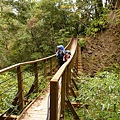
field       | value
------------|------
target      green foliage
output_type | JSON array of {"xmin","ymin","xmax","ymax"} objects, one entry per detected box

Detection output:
[
  {"xmin": 0, "ymin": 72, "xmax": 17, "ymax": 113},
  {"xmin": 105, "ymin": 63, "xmax": 120, "ymax": 74},
  {"xmin": 86, "ymin": 15, "xmax": 108, "ymax": 36},
  {"xmin": 0, "ymin": 0, "xmax": 119, "ymax": 68},
  {"xmin": 65, "ymin": 71, "xmax": 120, "ymax": 119},
  {"xmin": 78, "ymin": 38, "xmax": 86, "ymax": 48},
  {"xmin": 0, "ymin": 72, "xmax": 48, "ymax": 114},
  {"xmin": 65, "ymin": 108, "xmax": 74, "ymax": 120},
  {"xmin": 31, "ymin": 52, "xmax": 42, "ymax": 60}
]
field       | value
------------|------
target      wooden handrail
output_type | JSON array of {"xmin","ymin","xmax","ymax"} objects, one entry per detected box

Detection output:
[
  {"xmin": 0, "ymin": 38, "xmax": 73, "ymax": 119},
  {"xmin": 0, "ymin": 38, "xmax": 72, "ymax": 74},
  {"xmin": 50, "ymin": 38, "xmax": 80, "ymax": 120}
]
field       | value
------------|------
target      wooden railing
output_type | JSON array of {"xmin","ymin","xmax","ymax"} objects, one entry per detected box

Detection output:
[
  {"xmin": 0, "ymin": 38, "xmax": 73, "ymax": 119},
  {"xmin": 50, "ymin": 38, "xmax": 80, "ymax": 120}
]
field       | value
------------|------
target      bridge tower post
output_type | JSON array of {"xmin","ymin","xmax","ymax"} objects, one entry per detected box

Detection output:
[
  {"xmin": 34, "ymin": 62, "xmax": 38, "ymax": 92},
  {"xmin": 17, "ymin": 65, "xmax": 24, "ymax": 111},
  {"xmin": 50, "ymin": 80, "xmax": 58, "ymax": 120}
]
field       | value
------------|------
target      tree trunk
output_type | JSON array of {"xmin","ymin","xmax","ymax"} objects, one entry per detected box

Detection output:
[
  {"xmin": 96, "ymin": 0, "xmax": 103, "ymax": 13},
  {"xmin": 95, "ymin": 0, "xmax": 103, "ymax": 18},
  {"xmin": 113, "ymin": 0, "xmax": 120, "ymax": 9},
  {"xmin": 108, "ymin": 0, "xmax": 120, "ymax": 9}
]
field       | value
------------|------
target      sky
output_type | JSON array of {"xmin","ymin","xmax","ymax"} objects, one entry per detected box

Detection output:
[{"xmin": 102, "ymin": 0, "xmax": 106, "ymax": 6}]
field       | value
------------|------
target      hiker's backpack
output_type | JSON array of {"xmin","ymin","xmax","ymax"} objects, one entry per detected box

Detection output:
[
  {"xmin": 65, "ymin": 50, "xmax": 71, "ymax": 55},
  {"xmin": 56, "ymin": 45, "xmax": 65, "ymax": 60}
]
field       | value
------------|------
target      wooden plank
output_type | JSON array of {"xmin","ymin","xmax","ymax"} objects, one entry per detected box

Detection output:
[
  {"xmin": 18, "ymin": 89, "xmax": 50, "ymax": 120},
  {"xmin": 17, "ymin": 66, "xmax": 24, "ymax": 111},
  {"xmin": 50, "ymin": 81, "xmax": 58, "ymax": 120},
  {"xmin": 44, "ymin": 60, "xmax": 47, "ymax": 76},
  {"xmin": 61, "ymin": 70, "xmax": 67, "ymax": 118},
  {"xmin": 1, "ymin": 115, "xmax": 18, "ymax": 120},
  {"xmin": 17, "ymin": 85, "xmax": 50, "ymax": 120},
  {"xmin": 69, "ymin": 86, "xmax": 77, "ymax": 98},
  {"xmin": 71, "ymin": 78, "xmax": 79, "ymax": 90},
  {"xmin": 34, "ymin": 63, "xmax": 38, "ymax": 93},
  {"xmin": 50, "ymin": 58, "xmax": 52, "ymax": 75}
]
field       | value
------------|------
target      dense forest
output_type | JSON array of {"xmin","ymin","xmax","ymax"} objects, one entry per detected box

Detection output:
[
  {"xmin": 0, "ymin": 0, "xmax": 120, "ymax": 69},
  {"xmin": 0, "ymin": 0, "xmax": 120, "ymax": 119}
]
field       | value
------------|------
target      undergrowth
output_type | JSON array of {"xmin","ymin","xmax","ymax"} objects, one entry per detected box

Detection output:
[
  {"xmin": 0, "ymin": 72, "xmax": 48, "ymax": 114},
  {"xmin": 65, "ymin": 71, "xmax": 120, "ymax": 120}
]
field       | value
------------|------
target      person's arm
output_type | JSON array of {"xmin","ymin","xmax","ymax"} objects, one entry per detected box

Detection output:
[
  {"xmin": 56, "ymin": 51, "xmax": 59, "ymax": 56},
  {"xmin": 63, "ymin": 55, "xmax": 65, "ymax": 61}
]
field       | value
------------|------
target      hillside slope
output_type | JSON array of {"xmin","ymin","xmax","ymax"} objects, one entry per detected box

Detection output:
[{"xmin": 82, "ymin": 11, "xmax": 120, "ymax": 75}]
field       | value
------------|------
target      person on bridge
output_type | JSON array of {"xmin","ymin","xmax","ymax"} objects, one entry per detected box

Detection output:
[
  {"xmin": 56, "ymin": 45, "xmax": 65, "ymax": 67},
  {"xmin": 63, "ymin": 50, "xmax": 71, "ymax": 62}
]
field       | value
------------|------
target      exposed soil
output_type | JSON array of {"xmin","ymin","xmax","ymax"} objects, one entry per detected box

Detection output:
[{"xmin": 81, "ymin": 11, "xmax": 120, "ymax": 75}]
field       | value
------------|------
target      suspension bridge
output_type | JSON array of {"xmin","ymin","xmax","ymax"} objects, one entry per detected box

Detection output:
[{"xmin": 0, "ymin": 38, "xmax": 83, "ymax": 120}]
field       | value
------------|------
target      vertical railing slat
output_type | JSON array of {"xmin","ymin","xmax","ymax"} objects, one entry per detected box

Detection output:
[
  {"xmin": 50, "ymin": 58, "xmax": 52, "ymax": 75},
  {"xmin": 76, "ymin": 44, "xmax": 79, "ymax": 72},
  {"xmin": 44, "ymin": 60, "xmax": 47, "ymax": 76},
  {"xmin": 17, "ymin": 65, "xmax": 24, "ymax": 111},
  {"xmin": 61, "ymin": 69, "xmax": 67, "ymax": 118},
  {"xmin": 50, "ymin": 81, "xmax": 58, "ymax": 120},
  {"xmin": 34, "ymin": 62, "xmax": 38, "ymax": 93},
  {"xmin": 66, "ymin": 63, "xmax": 71, "ymax": 96}
]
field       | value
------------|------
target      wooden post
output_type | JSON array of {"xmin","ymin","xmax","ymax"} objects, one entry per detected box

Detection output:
[
  {"xmin": 76, "ymin": 44, "xmax": 79, "ymax": 73},
  {"xmin": 50, "ymin": 58, "xmax": 52, "ymax": 75},
  {"xmin": 55, "ymin": 58, "xmax": 58, "ymax": 72},
  {"xmin": 71, "ymin": 78, "xmax": 78, "ymax": 90},
  {"xmin": 34, "ymin": 62, "xmax": 38, "ymax": 93},
  {"xmin": 44, "ymin": 60, "xmax": 47, "ymax": 76},
  {"xmin": 71, "ymin": 52, "xmax": 75, "ymax": 68},
  {"xmin": 69, "ymin": 86, "xmax": 77, "ymax": 98},
  {"xmin": 61, "ymin": 69, "xmax": 67, "ymax": 118},
  {"xmin": 52, "ymin": 58, "xmax": 56, "ymax": 73},
  {"xmin": 66, "ymin": 66, "xmax": 69, "ymax": 95},
  {"xmin": 66, "ymin": 63, "xmax": 71, "ymax": 96},
  {"xmin": 17, "ymin": 66, "xmax": 24, "ymax": 111},
  {"xmin": 50, "ymin": 81, "xmax": 58, "ymax": 120}
]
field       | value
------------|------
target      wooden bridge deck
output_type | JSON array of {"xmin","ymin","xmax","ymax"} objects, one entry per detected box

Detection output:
[{"xmin": 18, "ymin": 87, "xmax": 50, "ymax": 120}]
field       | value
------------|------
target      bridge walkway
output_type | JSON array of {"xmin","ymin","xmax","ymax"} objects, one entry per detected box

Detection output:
[
  {"xmin": 0, "ymin": 38, "xmax": 82, "ymax": 120},
  {"xmin": 18, "ymin": 87, "xmax": 50, "ymax": 120},
  {"xmin": 18, "ymin": 38, "xmax": 82, "ymax": 120}
]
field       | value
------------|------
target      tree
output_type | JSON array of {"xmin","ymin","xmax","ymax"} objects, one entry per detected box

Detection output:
[
  {"xmin": 95, "ymin": 0, "xmax": 103, "ymax": 18},
  {"xmin": 0, "ymin": 0, "xmax": 36, "ymax": 66},
  {"xmin": 112, "ymin": 0, "xmax": 120, "ymax": 9},
  {"xmin": 0, "ymin": 1, "xmax": 15, "ymax": 68},
  {"xmin": 0, "ymin": 0, "xmax": 113, "ymax": 68},
  {"xmin": 107, "ymin": 0, "xmax": 120, "ymax": 9}
]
